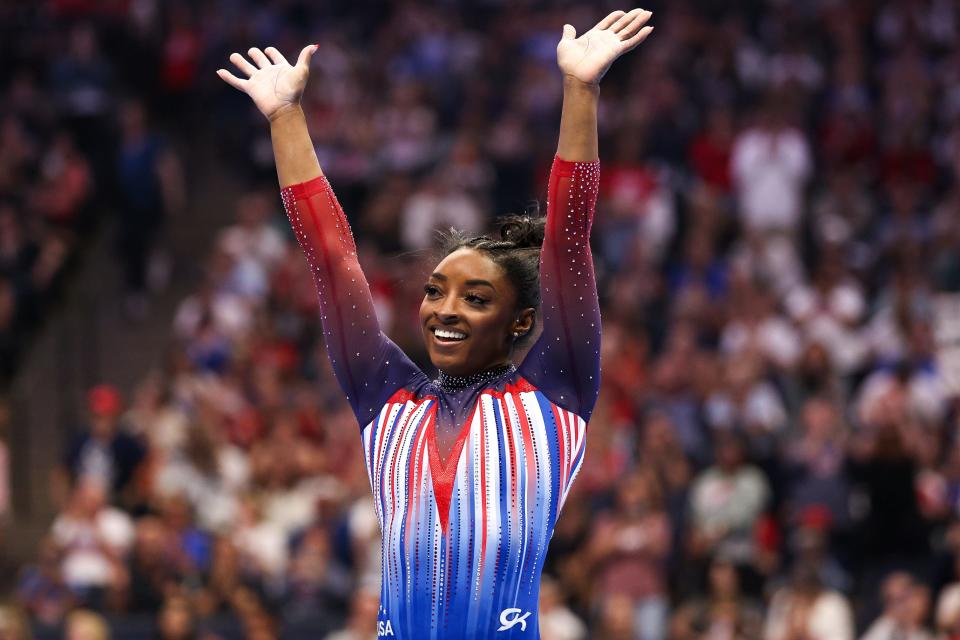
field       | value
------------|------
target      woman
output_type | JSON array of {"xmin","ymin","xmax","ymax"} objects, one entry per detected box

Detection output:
[{"xmin": 218, "ymin": 9, "xmax": 653, "ymax": 638}]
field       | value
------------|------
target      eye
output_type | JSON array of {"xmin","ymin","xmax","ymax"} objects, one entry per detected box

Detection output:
[
  {"xmin": 423, "ymin": 284, "xmax": 441, "ymax": 298},
  {"xmin": 465, "ymin": 293, "xmax": 488, "ymax": 306}
]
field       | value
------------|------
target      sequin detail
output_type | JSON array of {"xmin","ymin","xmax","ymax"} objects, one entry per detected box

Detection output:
[
  {"xmin": 517, "ymin": 157, "xmax": 602, "ymax": 420},
  {"xmin": 434, "ymin": 363, "xmax": 517, "ymax": 392}
]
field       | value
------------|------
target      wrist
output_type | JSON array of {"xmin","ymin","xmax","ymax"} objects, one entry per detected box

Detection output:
[
  {"xmin": 267, "ymin": 102, "xmax": 304, "ymax": 124},
  {"xmin": 563, "ymin": 75, "xmax": 601, "ymax": 94}
]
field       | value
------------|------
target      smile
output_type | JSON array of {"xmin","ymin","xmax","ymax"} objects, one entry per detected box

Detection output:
[{"xmin": 431, "ymin": 327, "xmax": 468, "ymax": 342}]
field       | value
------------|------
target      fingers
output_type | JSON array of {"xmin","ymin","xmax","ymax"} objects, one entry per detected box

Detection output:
[
  {"xmin": 264, "ymin": 46, "xmax": 289, "ymax": 66},
  {"xmin": 611, "ymin": 8, "xmax": 645, "ymax": 33},
  {"xmin": 621, "ymin": 25, "xmax": 654, "ymax": 52},
  {"xmin": 596, "ymin": 10, "xmax": 626, "ymax": 30},
  {"xmin": 248, "ymin": 47, "xmax": 271, "ymax": 69},
  {"xmin": 618, "ymin": 9, "xmax": 652, "ymax": 39},
  {"xmin": 295, "ymin": 44, "xmax": 318, "ymax": 69},
  {"xmin": 562, "ymin": 24, "xmax": 577, "ymax": 40},
  {"xmin": 216, "ymin": 68, "xmax": 247, "ymax": 91},
  {"xmin": 229, "ymin": 52, "xmax": 257, "ymax": 77}
]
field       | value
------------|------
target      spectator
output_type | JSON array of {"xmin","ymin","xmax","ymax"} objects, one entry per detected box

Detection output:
[
  {"xmin": 59, "ymin": 385, "xmax": 146, "ymax": 507},
  {"xmin": 784, "ymin": 249, "xmax": 868, "ymax": 375},
  {"xmin": 703, "ymin": 354, "xmax": 788, "ymax": 441},
  {"xmin": 764, "ymin": 563, "xmax": 854, "ymax": 640},
  {"xmin": 783, "ymin": 398, "xmax": 851, "ymax": 532},
  {"xmin": 399, "ymin": 170, "xmax": 483, "ymax": 251},
  {"xmin": 63, "ymin": 609, "xmax": 110, "ymax": 640},
  {"xmin": 216, "ymin": 192, "xmax": 285, "ymax": 272},
  {"xmin": 587, "ymin": 469, "xmax": 671, "ymax": 640},
  {"xmin": 49, "ymin": 478, "xmax": 134, "ymax": 609},
  {"xmin": 115, "ymin": 100, "xmax": 184, "ymax": 316},
  {"xmin": 848, "ymin": 422, "xmax": 930, "ymax": 577},
  {"xmin": 283, "ymin": 524, "xmax": 353, "ymax": 631},
  {"xmin": 860, "ymin": 573, "xmax": 935, "ymax": 640},
  {"xmin": 689, "ymin": 432, "xmax": 771, "ymax": 565},
  {"xmin": 539, "ymin": 576, "xmax": 587, "ymax": 640},
  {"xmin": 688, "ymin": 107, "xmax": 735, "ymax": 194},
  {"xmin": 156, "ymin": 595, "xmax": 198, "ymax": 640},
  {"xmin": 16, "ymin": 537, "xmax": 76, "ymax": 629},
  {"xmin": 122, "ymin": 516, "xmax": 183, "ymax": 613},
  {"xmin": 593, "ymin": 593, "xmax": 638, "ymax": 640},
  {"xmin": 731, "ymin": 101, "xmax": 812, "ymax": 236},
  {"xmin": 720, "ymin": 283, "xmax": 800, "ymax": 371},
  {"xmin": 671, "ymin": 556, "xmax": 764, "ymax": 640},
  {"xmin": 935, "ymin": 555, "xmax": 960, "ymax": 637},
  {"xmin": 152, "ymin": 424, "xmax": 248, "ymax": 533}
]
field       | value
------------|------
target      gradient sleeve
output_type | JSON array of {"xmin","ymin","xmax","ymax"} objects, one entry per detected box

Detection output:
[
  {"xmin": 281, "ymin": 176, "xmax": 423, "ymax": 427},
  {"xmin": 519, "ymin": 157, "xmax": 602, "ymax": 420}
]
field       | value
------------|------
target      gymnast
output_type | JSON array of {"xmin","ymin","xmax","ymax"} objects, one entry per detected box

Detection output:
[{"xmin": 218, "ymin": 9, "xmax": 653, "ymax": 637}]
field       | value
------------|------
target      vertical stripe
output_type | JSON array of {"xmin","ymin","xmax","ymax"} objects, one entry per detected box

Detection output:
[{"xmin": 365, "ymin": 382, "xmax": 588, "ymax": 637}]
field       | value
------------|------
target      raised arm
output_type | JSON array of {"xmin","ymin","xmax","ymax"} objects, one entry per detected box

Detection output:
[
  {"xmin": 218, "ymin": 47, "xmax": 422, "ymax": 426},
  {"xmin": 519, "ymin": 10, "xmax": 653, "ymax": 420}
]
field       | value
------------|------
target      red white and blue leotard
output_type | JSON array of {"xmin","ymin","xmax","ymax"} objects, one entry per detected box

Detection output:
[{"xmin": 280, "ymin": 157, "xmax": 600, "ymax": 639}]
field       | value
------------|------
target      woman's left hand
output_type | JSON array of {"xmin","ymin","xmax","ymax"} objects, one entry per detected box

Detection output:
[{"xmin": 557, "ymin": 8, "xmax": 653, "ymax": 86}]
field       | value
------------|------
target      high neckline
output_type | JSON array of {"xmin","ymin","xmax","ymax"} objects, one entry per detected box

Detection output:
[{"xmin": 434, "ymin": 363, "xmax": 516, "ymax": 392}]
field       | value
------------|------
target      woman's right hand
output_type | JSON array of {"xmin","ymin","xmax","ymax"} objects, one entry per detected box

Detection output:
[{"xmin": 217, "ymin": 45, "xmax": 318, "ymax": 121}]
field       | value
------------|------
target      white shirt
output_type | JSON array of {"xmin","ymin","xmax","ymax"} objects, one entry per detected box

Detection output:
[
  {"xmin": 732, "ymin": 127, "xmax": 812, "ymax": 233},
  {"xmin": 764, "ymin": 589, "xmax": 854, "ymax": 640},
  {"xmin": 51, "ymin": 508, "xmax": 134, "ymax": 588},
  {"xmin": 860, "ymin": 616, "xmax": 935, "ymax": 640}
]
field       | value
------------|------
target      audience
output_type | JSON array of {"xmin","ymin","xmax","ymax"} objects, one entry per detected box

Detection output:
[{"xmin": 4, "ymin": 0, "xmax": 960, "ymax": 637}]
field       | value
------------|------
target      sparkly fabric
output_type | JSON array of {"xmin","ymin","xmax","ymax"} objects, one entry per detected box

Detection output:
[
  {"xmin": 280, "ymin": 156, "xmax": 600, "ymax": 639},
  {"xmin": 435, "ymin": 363, "xmax": 517, "ymax": 392},
  {"xmin": 517, "ymin": 157, "xmax": 602, "ymax": 419}
]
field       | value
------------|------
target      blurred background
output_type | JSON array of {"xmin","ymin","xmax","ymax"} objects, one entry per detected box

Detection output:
[{"xmin": 0, "ymin": 0, "xmax": 959, "ymax": 638}]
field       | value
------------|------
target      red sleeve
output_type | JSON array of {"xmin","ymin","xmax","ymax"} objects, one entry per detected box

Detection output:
[
  {"xmin": 518, "ymin": 157, "xmax": 602, "ymax": 420},
  {"xmin": 281, "ymin": 176, "xmax": 423, "ymax": 427}
]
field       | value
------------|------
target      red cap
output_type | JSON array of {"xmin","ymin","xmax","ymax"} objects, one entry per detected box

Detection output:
[
  {"xmin": 88, "ymin": 384, "xmax": 122, "ymax": 417},
  {"xmin": 798, "ymin": 504, "xmax": 833, "ymax": 531}
]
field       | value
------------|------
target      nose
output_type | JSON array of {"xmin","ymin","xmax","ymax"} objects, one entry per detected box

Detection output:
[{"xmin": 434, "ymin": 295, "xmax": 459, "ymax": 323}]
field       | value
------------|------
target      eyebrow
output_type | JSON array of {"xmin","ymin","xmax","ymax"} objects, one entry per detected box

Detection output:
[{"xmin": 429, "ymin": 273, "xmax": 497, "ymax": 291}]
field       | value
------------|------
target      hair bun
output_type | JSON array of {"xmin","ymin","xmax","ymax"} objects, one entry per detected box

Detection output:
[{"xmin": 498, "ymin": 215, "xmax": 546, "ymax": 249}]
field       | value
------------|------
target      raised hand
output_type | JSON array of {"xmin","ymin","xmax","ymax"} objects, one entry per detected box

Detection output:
[
  {"xmin": 217, "ymin": 45, "xmax": 318, "ymax": 121},
  {"xmin": 557, "ymin": 8, "xmax": 653, "ymax": 86}
]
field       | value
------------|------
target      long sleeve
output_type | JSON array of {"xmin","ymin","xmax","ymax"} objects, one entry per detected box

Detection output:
[
  {"xmin": 519, "ymin": 156, "xmax": 602, "ymax": 420},
  {"xmin": 281, "ymin": 176, "xmax": 423, "ymax": 427}
]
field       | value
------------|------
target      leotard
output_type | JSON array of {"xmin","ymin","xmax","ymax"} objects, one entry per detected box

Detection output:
[{"xmin": 281, "ymin": 156, "xmax": 601, "ymax": 638}]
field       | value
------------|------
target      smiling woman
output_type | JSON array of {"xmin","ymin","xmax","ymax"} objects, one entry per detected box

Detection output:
[
  {"xmin": 421, "ymin": 215, "xmax": 546, "ymax": 379},
  {"xmin": 217, "ymin": 8, "xmax": 652, "ymax": 639}
]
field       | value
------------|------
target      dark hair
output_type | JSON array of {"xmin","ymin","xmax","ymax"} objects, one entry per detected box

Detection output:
[{"xmin": 438, "ymin": 215, "xmax": 546, "ymax": 341}]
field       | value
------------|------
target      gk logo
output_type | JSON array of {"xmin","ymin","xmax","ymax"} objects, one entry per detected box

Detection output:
[{"xmin": 498, "ymin": 608, "xmax": 532, "ymax": 632}]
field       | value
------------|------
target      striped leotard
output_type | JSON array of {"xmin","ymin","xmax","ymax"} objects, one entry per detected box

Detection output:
[{"xmin": 281, "ymin": 157, "xmax": 600, "ymax": 638}]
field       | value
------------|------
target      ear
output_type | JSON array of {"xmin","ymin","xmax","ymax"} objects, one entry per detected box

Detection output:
[{"xmin": 512, "ymin": 308, "xmax": 536, "ymax": 339}]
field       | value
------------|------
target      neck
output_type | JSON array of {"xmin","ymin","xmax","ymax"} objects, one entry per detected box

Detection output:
[{"xmin": 435, "ymin": 362, "xmax": 516, "ymax": 392}]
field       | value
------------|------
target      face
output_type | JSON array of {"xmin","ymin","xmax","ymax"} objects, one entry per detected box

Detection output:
[{"xmin": 420, "ymin": 248, "xmax": 533, "ymax": 377}]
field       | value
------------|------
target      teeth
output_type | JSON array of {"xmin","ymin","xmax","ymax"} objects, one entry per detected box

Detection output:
[{"xmin": 433, "ymin": 328, "xmax": 467, "ymax": 340}]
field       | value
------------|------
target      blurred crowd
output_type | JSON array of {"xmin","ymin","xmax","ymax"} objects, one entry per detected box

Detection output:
[
  {"xmin": 0, "ymin": 1, "xmax": 186, "ymax": 385},
  {"xmin": 3, "ymin": 0, "xmax": 960, "ymax": 638}
]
